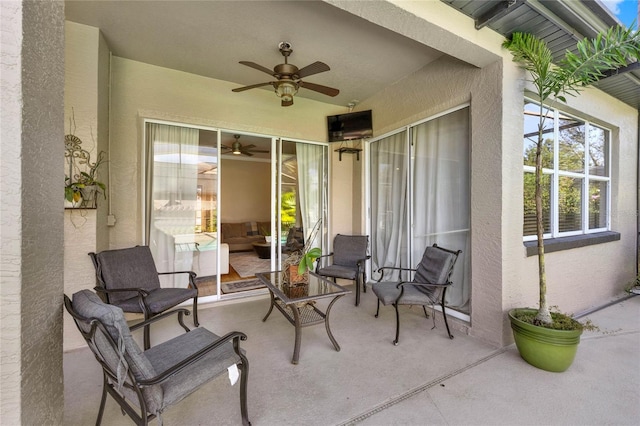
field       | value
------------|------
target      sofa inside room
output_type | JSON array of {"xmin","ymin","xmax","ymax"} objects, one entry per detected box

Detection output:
[{"xmin": 220, "ymin": 221, "xmax": 270, "ymax": 252}]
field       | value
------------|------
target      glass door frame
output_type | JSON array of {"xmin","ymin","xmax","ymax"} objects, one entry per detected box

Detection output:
[
  {"xmin": 142, "ymin": 118, "xmax": 330, "ymax": 302},
  {"xmin": 364, "ymin": 104, "xmax": 471, "ymax": 322}
]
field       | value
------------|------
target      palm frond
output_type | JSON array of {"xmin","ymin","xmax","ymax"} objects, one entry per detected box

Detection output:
[{"xmin": 504, "ymin": 26, "xmax": 640, "ymax": 103}]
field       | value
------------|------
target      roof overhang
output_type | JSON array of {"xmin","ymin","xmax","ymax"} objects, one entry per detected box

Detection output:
[{"xmin": 441, "ymin": 0, "xmax": 640, "ymax": 110}]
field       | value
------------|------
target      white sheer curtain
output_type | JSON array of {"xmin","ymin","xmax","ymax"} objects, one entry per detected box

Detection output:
[
  {"xmin": 369, "ymin": 131, "xmax": 408, "ymax": 281},
  {"xmin": 412, "ymin": 107, "xmax": 470, "ymax": 311},
  {"xmin": 296, "ymin": 143, "xmax": 326, "ymax": 249},
  {"xmin": 146, "ymin": 123, "xmax": 199, "ymax": 287}
]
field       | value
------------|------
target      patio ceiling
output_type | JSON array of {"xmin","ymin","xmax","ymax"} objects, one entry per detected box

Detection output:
[
  {"xmin": 442, "ymin": 0, "xmax": 640, "ymax": 110},
  {"xmin": 65, "ymin": 1, "xmax": 638, "ymax": 111},
  {"xmin": 64, "ymin": 1, "xmax": 444, "ymax": 110}
]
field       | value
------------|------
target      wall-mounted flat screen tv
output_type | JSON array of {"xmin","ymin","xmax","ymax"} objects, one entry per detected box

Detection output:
[{"xmin": 327, "ymin": 110, "xmax": 373, "ymax": 142}]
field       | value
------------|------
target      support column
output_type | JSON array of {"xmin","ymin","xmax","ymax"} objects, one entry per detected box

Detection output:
[{"xmin": 0, "ymin": 1, "xmax": 65, "ymax": 424}]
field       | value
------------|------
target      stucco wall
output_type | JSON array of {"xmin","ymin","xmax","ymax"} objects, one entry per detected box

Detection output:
[
  {"xmin": 107, "ymin": 55, "xmax": 347, "ymax": 252},
  {"xmin": 63, "ymin": 22, "xmax": 110, "ymax": 351},
  {"xmin": 0, "ymin": 1, "xmax": 65, "ymax": 423},
  {"xmin": 220, "ymin": 158, "xmax": 271, "ymax": 223}
]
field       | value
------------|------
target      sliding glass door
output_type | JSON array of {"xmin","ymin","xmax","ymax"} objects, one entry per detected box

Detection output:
[
  {"xmin": 368, "ymin": 106, "xmax": 470, "ymax": 315},
  {"xmin": 276, "ymin": 140, "xmax": 328, "ymax": 267},
  {"xmin": 144, "ymin": 121, "xmax": 329, "ymax": 299},
  {"xmin": 145, "ymin": 121, "xmax": 221, "ymax": 290}
]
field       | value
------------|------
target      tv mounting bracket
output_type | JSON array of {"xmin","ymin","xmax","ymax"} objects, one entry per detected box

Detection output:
[{"xmin": 334, "ymin": 146, "xmax": 362, "ymax": 161}]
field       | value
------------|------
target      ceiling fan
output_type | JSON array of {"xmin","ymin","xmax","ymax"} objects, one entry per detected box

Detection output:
[
  {"xmin": 221, "ymin": 134, "xmax": 269, "ymax": 157},
  {"xmin": 232, "ymin": 41, "xmax": 340, "ymax": 107}
]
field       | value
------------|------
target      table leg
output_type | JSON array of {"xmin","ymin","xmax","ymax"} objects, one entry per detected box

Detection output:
[
  {"xmin": 290, "ymin": 304, "xmax": 302, "ymax": 364},
  {"xmin": 262, "ymin": 291, "xmax": 275, "ymax": 322},
  {"xmin": 324, "ymin": 294, "xmax": 345, "ymax": 351}
]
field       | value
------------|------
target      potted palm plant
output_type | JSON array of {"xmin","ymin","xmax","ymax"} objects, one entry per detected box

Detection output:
[{"xmin": 503, "ymin": 26, "xmax": 639, "ymax": 372}]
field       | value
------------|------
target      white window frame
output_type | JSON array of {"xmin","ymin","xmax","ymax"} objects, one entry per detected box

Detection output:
[{"xmin": 523, "ymin": 100, "xmax": 611, "ymax": 242}]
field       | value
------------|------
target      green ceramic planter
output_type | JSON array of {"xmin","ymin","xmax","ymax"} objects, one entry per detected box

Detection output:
[{"xmin": 509, "ymin": 308, "xmax": 582, "ymax": 372}]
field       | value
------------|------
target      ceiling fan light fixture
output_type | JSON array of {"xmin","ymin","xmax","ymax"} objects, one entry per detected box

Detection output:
[
  {"xmin": 275, "ymin": 81, "xmax": 298, "ymax": 103},
  {"xmin": 232, "ymin": 141, "xmax": 242, "ymax": 155}
]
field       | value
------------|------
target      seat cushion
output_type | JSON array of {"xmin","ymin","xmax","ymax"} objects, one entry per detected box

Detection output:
[
  {"xmin": 114, "ymin": 287, "xmax": 197, "ymax": 314},
  {"xmin": 316, "ymin": 265, "xmax": 357, "ymax": 280},
  {"xmin": 95, "ymin": 246, "xmax": 161, "ymax": 304},
  {"xmin": 372, "ymin": 282, "xmax": 437, "ymax": 306},
  {"xmin": 413, "ymin": 246, "xmax": 456, "ymax": 299},
  {"xmin": 144, "ymin": 327, "xmax": 242, "ymax": 410},
  {"xmin": 413, "ymin": 246, "xmax": 455, "ymax": 285},
  {"xmin": 221, "ymin": 222, "xmax": 247, "ymax": 238},
  {"xmin": 71, "ymin": 290, "xmax": 163, "ymax": 412},
  {"xmin": 332, "ymin": 235, "xmax": 368, "ymax": 268}
]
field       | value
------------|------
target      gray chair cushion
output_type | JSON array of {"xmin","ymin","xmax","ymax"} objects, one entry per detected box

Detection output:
[
  {"xmin": 332, "ymin": 234, "xmax": 368, "ymax": 268},
  {"xmin": 372, "ymin": 281, "xmax": 438, "ymax": 306},
  {"xmin": 316, "ymin": 264, "xmax": 357, "ymax": 280},
  {"xmin": 144, "ymin": 327, "xmax": 242, "ymax": 410},
  {"xmin": 115, "ymin": 288, "xmax": 198, "ymax": 314},
  {"xmin": 372, "ymin": 246, "xmax": 455, "ymax": 306},
  {"xmin": 71, "ymin": 290, "xmax": 163, "ymax": 412},
  {"xmin": 95, "ymin": 246, "xmax": 162, "ymax": 304},
  {"xmin": 412, "ymin": 246, "xmax": 456, "ymax": 298}
]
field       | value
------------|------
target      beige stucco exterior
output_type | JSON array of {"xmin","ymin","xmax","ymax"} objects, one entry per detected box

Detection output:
[
  {"xmin": 2, "ymin": 0, "xmax": 638, "ymax": 422},
  {"xmin": 1, "ymin": 1, "xmax": 65, "ymax": 424}
]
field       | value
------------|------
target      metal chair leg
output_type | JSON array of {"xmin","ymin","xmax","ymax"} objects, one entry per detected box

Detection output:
[
  {"xmin": 238, "ymin": 357, "xmax": 251, "ymax": 426},
  {"xmin": 375, "ymin": 299, "xmax": 381, "ymax": 317},
  {"xmin": 393, "ymin": 303, "xmax": 400, "ymax": 345},
  {"xmin": 143, "ymin": 324, "xmax": 151, "ymax": 350},
  {"xmin": 440, "ymin": 298, "xmax": 454, "ymax": 339},
  {"xmin": 192, "ymin": 297, "xmax": 199, "ymax": 327},
  {"xmin": 422, "ymin": 305, "xmax": 430, "ymax": 318},
  {"xmin": 96, "ymin": 373, "xmax": 108, "ymax": 426}
]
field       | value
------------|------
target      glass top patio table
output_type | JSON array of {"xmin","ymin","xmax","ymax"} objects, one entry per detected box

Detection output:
[
  {"xmin": 255, "ymin": 271, "xmax": 351, "ymax": 364},
  {"xmin": 255, "ymin": 271, "xmax": 350, "ymax": 304}
]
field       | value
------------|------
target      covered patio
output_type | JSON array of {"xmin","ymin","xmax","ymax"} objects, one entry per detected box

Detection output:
[{"xmin": 63, "ymin": 289, "xmax": 640, "ymax": 425}]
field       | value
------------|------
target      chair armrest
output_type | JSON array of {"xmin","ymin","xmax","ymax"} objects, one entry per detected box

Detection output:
[
  {"xmin": 94, "ymin": 286, "xmax": 150, "ymax": 297},
  {"xmin": 356, "ymin": 255, "xmax": 371, "ymax": 268},
  {"xmin": 129, "ymin": 308, "xmax": 192, "ymax": 332},
  {"xmin": 316, "ymin": 253, "xmax": 333, "ymax": 260},
  {"xmin": 376, "ymin": 266, "xmax": 416, "ymax": 281},
  {"xmin": 397, "ymin": 281, "xmax": 451, "ymax": 288},
  {"xmin": 138, "ymin": 331, "xmax": 248, "ymax": 386},
  {"xmin": 315, "ymin": 252, "xmax": 334, "ymax": 272}
]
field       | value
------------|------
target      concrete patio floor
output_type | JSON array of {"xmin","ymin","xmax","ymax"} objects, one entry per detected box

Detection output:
[{"xmin": 63, "ymin": 287, "xmax": 640, "ymax": 425}]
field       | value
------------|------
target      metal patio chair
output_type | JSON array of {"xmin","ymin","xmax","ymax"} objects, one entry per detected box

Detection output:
[
  {"xmin": 371, "ymin": 244, "xmax": 461, "ymax": 345},
  {"xmin": 315, "ymin": 234, "xmax": 370, "ymax": 306},
  {"xmin": 64, "ymin": 290, "xmax": 250, "ymax": 426},
  {"xmin": 89, "ymin": 245, "xmax": 198, "ymax": 349}
]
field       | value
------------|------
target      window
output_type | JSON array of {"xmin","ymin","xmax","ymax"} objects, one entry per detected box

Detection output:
[{"xmin": 523, "ymin": 100, "xmax": 610, "ymax": 241}]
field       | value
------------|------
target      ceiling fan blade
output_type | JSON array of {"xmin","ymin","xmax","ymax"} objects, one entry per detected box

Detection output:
[
  {"xmin": 241, "ymin": 150, "xmax": 254, "ymax": 157},
  {"xmin": 281, "ymin": 98, "xmax": 293, "ymax": 107},
  {"xmin": 242, "ymin": 144, "xmax": 256, "ymax": 149},
  {"xmin": 239, "ymin": 61, "xmax": 275, "ymax": 77},
  {"xmin": 232, "ymin": 82, "xmax": 273, "ymax": 93},
  {"xmin": 299, "ymin": 81, "xmax": 340, "ymax": 97},
  {"xmin": 296, "ymin": 61, "xmax": 330, "ymax": 78},
  {"xmin": 250, "ymin": 149, "xmax": 270, "ymax": 153}
]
